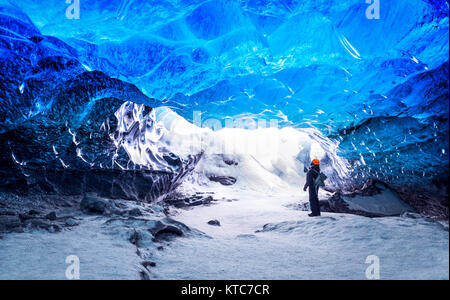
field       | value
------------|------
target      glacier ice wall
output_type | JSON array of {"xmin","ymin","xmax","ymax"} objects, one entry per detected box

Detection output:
[
  {"xmin": 0, "ymin": 1, "xmax": 448, "ymax": 214},
  {"xmin": 0, "ymin": 6, "xmax": 200, "ymax": 201}
]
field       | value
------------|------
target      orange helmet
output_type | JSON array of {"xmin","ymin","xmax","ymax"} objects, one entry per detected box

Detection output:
[{"xmin": 311, "ymin": 159, "xmax": 320, "ymax": 165}]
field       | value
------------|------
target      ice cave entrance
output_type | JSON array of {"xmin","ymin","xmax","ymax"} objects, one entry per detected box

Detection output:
[{"xmin": 154, "ymin": 107, "xmax": 349, "ymax": 193}]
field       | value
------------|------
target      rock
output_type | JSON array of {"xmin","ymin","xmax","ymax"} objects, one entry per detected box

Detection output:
[
  {"xmin": 80, "ymin": 194, "xmax": 109, "ymax": 214},
  {"xmin": 45, "ymin": 211, "xmax": 57, "ymax": 221},
  {"xmin": 207, "ymin": 175, "xmax": 237, "ymax": 186},
  {"xmin": 23, "ymin": 219, "xmax": 61, "ymax": 233},
  {"xmin": 148, "ymin": 220, "xmax": 185, "ymax": 241},
  {"xmin": 18, "ymin": 213, "xmax": 35, "ymax": 222},
  {"xmin": 139, "ymin": 270, "xmax": 151, "ymax": 280},
  {"xmin": 165, "ymin": 194, "xmax": 215, "ymax": 208},
  {"xmin": 326, "ymin": 179, "xmax": 415, "ymax": 217},
  {"xmin": 0, "ymin": 215, "xmax": 22, "ymax": 232},
  {"xmin": 207, "ymin": 220, "xmax": 221, "ymax": 226},
  {"xmin": 223, "ymin": 160, "xmax": 238, "ymax": 166},
  {"xmin": 319, "ymin": 200, "xmax": 332, "ymax": 212},
  {"xmin": 122, "ymin": 227, "xmax": 155, "ymax": 248},
  {"xmin": 127, "ymin": 208, "xmax": 143, "ymax": 216},
  {"xmin": 28, "ymin": 209, "xmax": 41, "ymax": 216},
  {"xmin": 46, "ymin": 224, "xmax": 61, "ymax": 233},
  {"xmin": 164, "ymin": 217, "xmax": 191, "ymax": 232},
  {"xmin": 202, "ymin": 196, "xmax": 214, "ymax": 204},
  {"xmin": 154, "ymin": 224, "xmax": 183, "ymax": 238},
  {"xmin": 142, "ymin": 261, "xmax": 156, "ymax": 268},
  {"xmin": 401, "ymin": 212, "xmax": 423, "ymax": 219},
  {"xmin": 129, "ymin": 230, "xmax": 140, "ymax": 246},
  {"xmin": 167, "ymin": 199, "xmax": 188, "ymax": 208},
  {"xmin": 189, "ymin": 200, "xmax": 203, "ymax": 206},
  {"xmin": 65, "ymin": 218, "xmax": 78, "ymax": 227}
]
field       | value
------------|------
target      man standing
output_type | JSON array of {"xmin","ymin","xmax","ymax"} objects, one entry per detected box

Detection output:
[{"xmin": 303, "ymin": 159, "xmax": 321, "ymax": 217}]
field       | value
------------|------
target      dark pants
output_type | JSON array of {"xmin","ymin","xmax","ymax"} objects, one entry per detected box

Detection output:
[{"xmin": 309, "ymin": 187, "xmax": 320, "ymax": 216}]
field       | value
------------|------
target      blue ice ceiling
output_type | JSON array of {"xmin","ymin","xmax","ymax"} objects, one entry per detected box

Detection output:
[
  {"xmin": 0, "ymin": 0, "xmax": 448, "ymax": 199},
  {"xmin": 7, "ymin": 0, "xmax": 448, "ymax": 128}
]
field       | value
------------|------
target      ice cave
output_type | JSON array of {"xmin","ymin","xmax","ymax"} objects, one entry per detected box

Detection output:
[{"xmin": 0, "ymin": 0, "xmax": 448, "ymax": 280}]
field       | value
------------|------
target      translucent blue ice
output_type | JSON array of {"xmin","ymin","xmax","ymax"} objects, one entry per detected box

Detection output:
[{"xmin": 0, "ymin": 0, "xmax": 448, "ymax": 189}]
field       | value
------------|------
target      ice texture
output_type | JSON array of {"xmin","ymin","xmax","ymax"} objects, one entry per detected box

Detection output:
[
  {"xmin": 0, "ymin": 1, "xmax": 448, "ymax": 209},
  {"xmin": 0, "ymin": 1, "xmax": 448, "ymax": 280},
  {"xmin": 0, "ymin": 8, "xmax": 199, "ymax": 200}
]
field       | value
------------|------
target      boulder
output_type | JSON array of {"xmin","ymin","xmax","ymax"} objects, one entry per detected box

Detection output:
[
  {"xmin": 207, "ymin": 175, "xmax": 237, "ymax": 186},
  {"xmin": 45, "ymin": 211, "xmax": 57, "ymax": 221},
  {"xmin": 207, "ymin": 220, "xmax": 221, "ymax": 226},
  {"xmin": 28, "ymin": 210, "xmax": 41, "ymax": 215},
  {"xmin": 164, "ymin": 194, "xmax": 215, "ymax": 208},
  {"xmin": 65, "ymin": 218, "xmax": 79, "ymax": 227},
  {"xmin": 326, "ymin": 179, "xmax": 415, "ymax": 217},
  {"xmin": 80, "ymin": 194, "xmax": 109, "ymax": 214},
  {"xmin": 0, "ymin": 215, "xmax": 22, "ymax": 232},
  {"xmin": 148, "ymin": 219, "xmax": 187, "ymax": 241},
  {"xmin": 152, "ymin": 224, "xmax": 184, "ymax": 239}
]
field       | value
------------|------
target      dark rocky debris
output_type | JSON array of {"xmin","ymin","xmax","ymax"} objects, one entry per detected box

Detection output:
[
  {"xmin": 319, "ymin": 179, "xmax": 416, "ymax": 217},
  {"xmin": 164, "ymin": 193, "xmax": 216, "ymax": 208},
  {"xmin": 207, "ymin": 175, "xmax": 237, "ymax": 186},
  {"xmin": 207, "ymin": 219, "xmax": 221, "ymax": 226}
]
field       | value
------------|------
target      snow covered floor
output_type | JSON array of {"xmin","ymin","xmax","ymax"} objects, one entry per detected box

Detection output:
[
  {"xmin": 0, "ymin": 189, "xmax": 448, "ymax": 280},
  {"xmin": 0, "ymin": 217, "xmax": 141, "ymax": 280},
  {"xmin": 151, "ymin": 189, "xmax": 449, "ymax": 280}
]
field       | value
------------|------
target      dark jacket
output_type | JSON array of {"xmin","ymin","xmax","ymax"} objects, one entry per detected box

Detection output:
[
  {"xmin": 304, "ymin": 164, "xmax": 321, "ymax": 216},
  {"xmin": 304, "ymin": 164, "xmax": 320, "ymax": 193}
]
